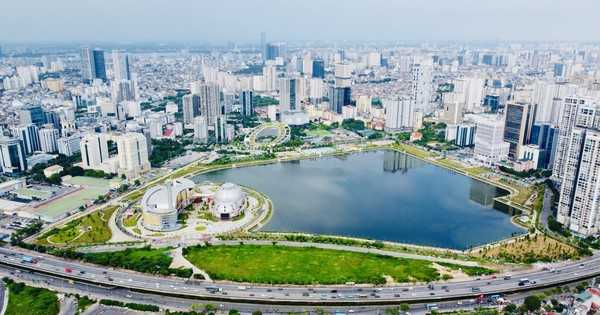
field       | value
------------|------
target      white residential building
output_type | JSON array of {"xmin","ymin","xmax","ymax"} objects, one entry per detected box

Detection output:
[{"xmin": 116, "ymin": 133, "xmax": 151, "ymax": 180}]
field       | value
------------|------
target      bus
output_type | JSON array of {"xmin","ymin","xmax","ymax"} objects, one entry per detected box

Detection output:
[
  {"xmin": 206, "ymin": 285, "xmax": 218, "ymax": 292},
  {"xmin": 490, "ymin": 294, "xmax": 501, "ymax": 300},
  {"xmin": 426, "ymin": 303, "xmax": 439, "ymax": 311}
]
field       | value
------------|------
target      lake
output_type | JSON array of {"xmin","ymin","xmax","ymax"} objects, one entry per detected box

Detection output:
[{"xmin": 193, "ymin": 150, "xmax": 524, "ymax": 250}]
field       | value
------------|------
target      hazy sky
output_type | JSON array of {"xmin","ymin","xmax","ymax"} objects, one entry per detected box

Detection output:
[{"xmin": 1, "ymin": 0, "xmax": 599, "ymax": 43}]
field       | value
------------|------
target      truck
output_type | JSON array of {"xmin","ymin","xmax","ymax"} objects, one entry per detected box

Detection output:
[
  {"xmin": 238, "ymin": 286, "xmax": 247, "ymax": 291},
  {"xmin": 65, "ymin": 268, "xmax": 72, "ymax": 273},
  {"xmin": 21, "ymin": 256, "xmax": 37, "ymax": 263}
]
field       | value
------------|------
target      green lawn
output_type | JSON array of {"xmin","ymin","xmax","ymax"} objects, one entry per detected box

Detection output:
[
  {"xmin": 123, "ymin": 213, "xmax": 140, "ymax": 227},
  {"xmin": 306, "ymin": 130, "xmax": 331, "ymax": 137},
  {"xmin": 37, "ymin": 206, "xmax": 118, "ymax": 245},
  {"xmin": 36, "ymin": 187, "xmax": 105, "ymax": 218},
  {"xmin": 184, "ymin": 245, "xmax": 486, "ymax": 285},
  {"xmin": 4, "ymin": 280, "xmax": 59, "ymax": 315}
]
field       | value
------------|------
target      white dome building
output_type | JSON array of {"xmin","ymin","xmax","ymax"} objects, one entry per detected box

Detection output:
[
  {"xmin": 141, "ymin": 178, "xmax": 195, "ymax": 231},
  {"xmin": 210, "ymin": 183, "xmax": 247, "ymax": 220}
]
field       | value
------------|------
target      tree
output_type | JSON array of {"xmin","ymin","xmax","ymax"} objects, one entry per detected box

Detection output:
[
  {"xmin": 134, "ymin": 179, "xmax": 141, "ymax": 186},
  {"xmin": 252, "ymin": 311, "xmax": 263, "ymax": 315},
  {"xmin": 400, "ymin": 303, "xmax": 410, "ymax": 312},
  {"xmin": 503, "ymin": 303, "xmax": 517, "ymax": 313},
  {"xmin": 524, "ymin": 295, "xmax": 541, "ymax": 312},
  {"xmin": 48, "ymin": 174, "xmax": 62, "ymax": 185}
]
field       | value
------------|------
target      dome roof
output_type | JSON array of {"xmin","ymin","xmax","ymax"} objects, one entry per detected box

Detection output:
[{"xmin": 214, "ymin": 183, "xmax": 244, "ymax": 204}]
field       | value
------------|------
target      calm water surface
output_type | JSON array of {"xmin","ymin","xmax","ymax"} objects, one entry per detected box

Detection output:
[{"xmin": 194, "ymin": 150, "xmax": 524, "ymax": 249}]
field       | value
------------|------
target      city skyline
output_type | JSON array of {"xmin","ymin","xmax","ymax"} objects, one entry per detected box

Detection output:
[{"xmin": 1, "ymin": 0, "xmax": 600, "ymax": 43}]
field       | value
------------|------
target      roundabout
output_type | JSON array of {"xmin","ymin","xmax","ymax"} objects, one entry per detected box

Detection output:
[{"xmin": 244, "ymin": 122, "xmax": 291, "ymax": 148}]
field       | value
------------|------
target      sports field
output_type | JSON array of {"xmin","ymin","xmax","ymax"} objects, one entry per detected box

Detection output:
[{"xmin": 63, "ymin": 176, "xmax": 110, "ymax": 190}]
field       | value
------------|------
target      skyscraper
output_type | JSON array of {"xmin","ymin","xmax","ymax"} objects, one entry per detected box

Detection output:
[
  {"xmin": 266, "ymin": 43, "xmax": 286, "ymax": 61},
  {"xmin": 116, "ymin": 133, "xmax": 150, "ymax": 179},
  {"xmin": 503, "ymin": 101, "xmax": 537, "ymax": 159},
  {"xmin": 241, "ymin": 90, "xmax": 254, "ymax": 116},
  {"xmin": 92, "ymin": 49, "xmax": 107, "ymax": 82},
  {"xmin": 0, "ymin": 137, "xmax": 27, "ymax": 175},
  {"xmin": 312, "ymin": 60, "xmax": 325, "ymax": 79},
  {"xmin": 112, "ymin": 50, "xmax": 131, "ymax": 81},
  {"xmin": 261, "ymin": 32, "xmax": 267, "ymax": 62},
  {"xmin": 19, "ymin": 106, "xmax": 45, "ymax": 126},
  {"xmin": 329, "ymin": 86, "xmax": 351, "ymax": 114},
  {"xmin": 530, "ymin": 123, "xmax": 559, "ymax": 169},
  {"xmin": 557, "ymin": 126, "xmax": 600, "ymax": 236},
  {"xmin": 279, "ymin": 78, "xmax": 301, "ymax": 113},
  {"xmin": 214, "ymin": 116, "xmax": 227, "ymax": 144},
  {"xmin": 553, "ymin": 96, "xmax": 600, "ymax": 181},
  {"xmin": 79, "ymin": 46, "xmax": 106, "ymax": 83},
  {"xmin": 334, "ymin": 62, "xmax": 352, "ymax": 87},
  {"xmin": 197, "ymin": 82, "xmax": 221, "ymax": 125},
  {"xmin": 182, "ymin": 94, "xmax": 200, "ymax": 125},
  {"xmin": 79, "ymin": 46, "xmax": 95, "ymax": 83}
]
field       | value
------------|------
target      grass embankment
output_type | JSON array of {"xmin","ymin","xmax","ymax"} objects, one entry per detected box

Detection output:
[
  {"xmin": 123, "ymin": 213, "xmax": 140, "ymax": 227},
  {"xmin": 184, "ymin": 245, "xmax": 492, "ymax": 285},
  {"xmin": 3, "ymin": 278, "xmax": 59, "ymax": 315},
  {"xmin": 471, "ymin": 234, "xmax": 579, "ymax": 263},
  {"xmin": 36, "ymin": 206, "xmax": 119, "ymax": 246},
  {"xmin": 65, "ymin": 245, "xmax": 193, "ymax": 278}
]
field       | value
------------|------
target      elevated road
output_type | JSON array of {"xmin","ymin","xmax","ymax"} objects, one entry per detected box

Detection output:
[{"xmin": 0, "ymin": 246, "xmax": 599, "ymax": 306}]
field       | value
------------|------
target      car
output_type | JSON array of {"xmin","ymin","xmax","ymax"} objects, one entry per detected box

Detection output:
[
  {"xmin": 102, "ymin": 271, "xmax": 107, "ymax": 274},
  {"xmin": 530, "ymin": 281, "xmax": 537, "ymax": 284},
  {"xmin": 267, "ymin": 289, "xmax": 272, "ymax": 292},
  {"xmin": 331, "ymin": 290, "xmax": 338, "ymax": 293},
  {"xmin": 394, "ymin": 294, "xmax": 401, "ymax": 297},
  {"xmin": 430, "ymin": 292, "xmax": 435, "ymax": 295},
  {"xmin": 222, "ymin": 292, "xmax": 228, "ymax": 295},
  {"xmin": 249, "ymin": 293, "xmax": 255, "ymax": 296},
  {"xmin": 486, "ymin": 282, "xmax": 491, "ymax": 285},
  {"xmin": 126, "ymin": 294, "xmax": 132, "ymax": 298},
  {"xmin": 518, "ymin": 282, "xmax": 525, "ymax": 286},
  {"xmin": 284, "ymin": 293, "xmax": 289, "ymax": 296},
  {"xmin": 302, "ymin": 292, "xmax": 309, "ymax": 297}
]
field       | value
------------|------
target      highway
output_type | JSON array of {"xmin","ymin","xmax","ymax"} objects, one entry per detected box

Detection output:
[{"xmin": 1, "ymin": 246, "xmax": 600, "ymax": 306}]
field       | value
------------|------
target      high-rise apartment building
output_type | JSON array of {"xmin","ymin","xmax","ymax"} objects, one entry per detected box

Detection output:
[
  {"xmin": 195, "ymin": 82, "xmax": 221, "ymax": 125},
  {"xmin": 411, "ymin": 64, "xmax": 433, "ymax": 111},
  {"xmin": 265, "ymin": 43, "xmax": 286, "ymax": 61},
  {"xmin": 553, "ymin": 96, "xmax": 600, "ymax": 181},
  {"xmin": 0, "ymin": 137, "xmax": 27, "ymax": 175},
  {"xmin": 384, "ymin": 98, "xmax": 413, "ymax": 132},
  {"xmin": 182, "ymin": 94, "xmax": 200, "ymax": 125},
  {"xmin": 193, "ymin": 116, "xmax": 208, "ymax": 143},
  {"xmin": 116, "ymin": 133, "xmax": 150, "ymax": 179},
  {"xmin": 503, "ymin": 101, "xmax": 537, "ymax": 159},
  {"xmin": 552, "ymin": 96, "xmax": 600, "ymax": 235},
  {"xmin": 241, "ymin": 90, "xmax": 254, "ymax": 116}
]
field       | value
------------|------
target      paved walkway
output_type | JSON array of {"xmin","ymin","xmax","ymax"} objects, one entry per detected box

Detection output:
[
  {"xmin": 108, "ymin": 205, "xmax": 137, "ymax": 243},
  {"xmin": 169, "ymin": 247, "xmax": 212, "ymax": 282}
]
